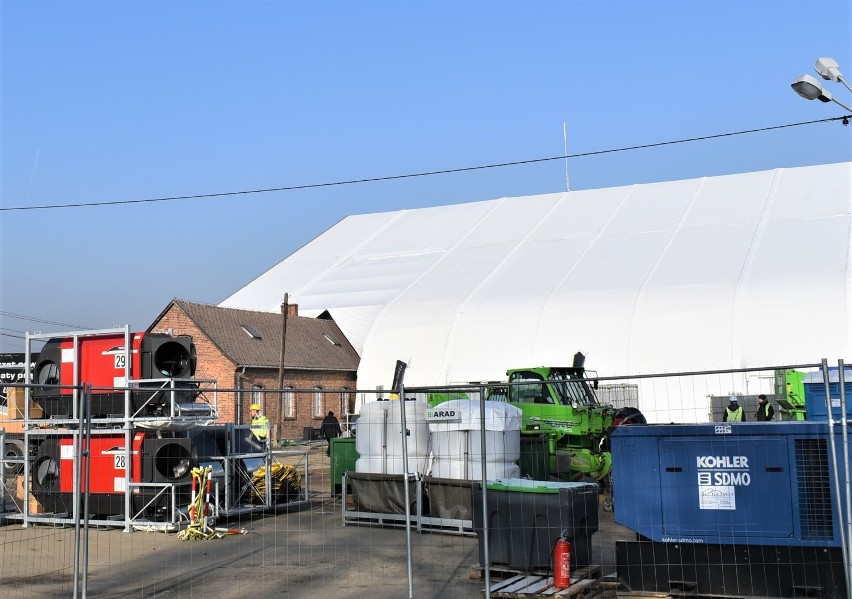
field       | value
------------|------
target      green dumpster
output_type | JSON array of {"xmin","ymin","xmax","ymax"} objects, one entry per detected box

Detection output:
[{"xmin": 330, "ymin": 437, "xmax": 358, "ymax": 495}]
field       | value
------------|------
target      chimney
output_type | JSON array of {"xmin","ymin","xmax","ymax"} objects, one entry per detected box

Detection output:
[{"xmin": 287, "ymin": 304, "xmax": 298, "ymax": 317}]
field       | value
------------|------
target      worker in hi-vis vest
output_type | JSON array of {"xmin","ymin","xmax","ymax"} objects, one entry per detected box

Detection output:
[
  {"xmin": 723, "ymin": 396, "xmax": 745, "ymax": 422},
  {"xmin": 250, "ymin": 403, "xmax": 270, "ymax": 440}
]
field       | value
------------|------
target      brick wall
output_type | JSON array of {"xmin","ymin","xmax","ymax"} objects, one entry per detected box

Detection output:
[
  {"xmin": 238, "ymin": 369, "xmax": 356, "ymax": 442},
  {"xmin": 284, "ymin": 370, "xmax": 355, "ymax": 442}
]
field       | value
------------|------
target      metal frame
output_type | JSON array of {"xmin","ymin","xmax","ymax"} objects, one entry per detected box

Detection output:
[
  {"xmin": 5, "ymin": 425, "xmax": 194, "ymax": 532},
  {"xmin": 199, "ymin": 424, "xmax": 310, "ymax": 518},
  {"xmin": 2, "ymin": 326, "xmax": 310, "ymax": 532},
  {"xmin": 417, "ymin": 514, "xmax": 474, "ymax": 536},
  {"xmin": 340, "ymin": 472, "xmax": 475, "ymax": 535},
  {"xmin": 0, "ymin": 428, "xmax": 23, "ymax": 517},
  {"xmin": 2, "ymin": 326, "xmax": 224, "ymax": 532},
  {"xmin": 341, "ymin": 471, "xmax": 422, "ymax": 530}
]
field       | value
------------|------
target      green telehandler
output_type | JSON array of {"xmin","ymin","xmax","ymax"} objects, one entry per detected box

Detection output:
[{"xmin": 428, "ymin": 353, "xmax": 644, "ymax": 482}]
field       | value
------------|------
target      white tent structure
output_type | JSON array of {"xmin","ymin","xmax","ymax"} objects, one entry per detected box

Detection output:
[{"xmin": 221, "ymin": 163, "xmax": 851, "ymax": 419}]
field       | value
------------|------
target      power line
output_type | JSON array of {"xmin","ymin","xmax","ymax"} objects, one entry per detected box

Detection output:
[
  {"xmin": 0, "ymin": 311, "xmax": 92, "ymax": 330},
  {"xmin": 0, "ymin": 331, "xmax": 26, "ymax": 340},
  {"xmin": 2, "ymin": 116, "xmax": 847, "ymax": 212}
]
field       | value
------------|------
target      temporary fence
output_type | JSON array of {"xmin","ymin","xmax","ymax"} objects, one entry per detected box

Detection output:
[{"xmin": 1, "ymin": 358, "xmax": 850, "ymax": 598}]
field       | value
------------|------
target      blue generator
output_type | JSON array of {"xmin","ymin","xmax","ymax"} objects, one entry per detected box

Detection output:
[
  {"xmin": 803, "ymin": 366, "xmax": 852, "ymax": 421},
  {"xmin": 611, "ymin": 422, "xmax": 848, "ymax": 597}
]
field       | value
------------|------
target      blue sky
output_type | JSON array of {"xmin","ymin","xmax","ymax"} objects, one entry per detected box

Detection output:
[{"xmin": 1, "ymin": 0, "xmax": 850, "ymax": 352}]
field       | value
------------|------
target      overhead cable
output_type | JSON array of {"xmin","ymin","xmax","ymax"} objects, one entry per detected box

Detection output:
[
  {"xmin": 0, "ymin": 311, "xmax": 92, "ymax": 329},
  {"xmin": 1, "ymin": 116, "xmax": 847, "ymax": 212}
]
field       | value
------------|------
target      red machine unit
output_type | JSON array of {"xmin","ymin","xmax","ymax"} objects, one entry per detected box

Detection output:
[
  {"xmin": 58, "ymin": 433, "xmax": 144, "ymax": 495},
  {"xmin": 45, "ymin": 334, "xmax": 134, "ymax": 391},
  {"xmin": 36, "ymin": 332, "xmax": 196, "ymax": 391},
  {"xmin": 33, "ymin": 332, "xmax": 197, "ymax": 418},
  {"xmin": 32, "ymin": 432, "xmax": 194, "ymax": 518}
]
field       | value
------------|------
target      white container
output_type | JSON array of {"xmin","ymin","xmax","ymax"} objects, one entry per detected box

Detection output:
[
  {"xmin": 355, "ymin": 399, "xmax": 430, "ymax": 475},
  {"xmin": 355, "ymin": 400, "xmax": 391, "ymax": 458},
  {"xmin": 426, "ymin": 400, "xmax": 522, "ymax": 480}
]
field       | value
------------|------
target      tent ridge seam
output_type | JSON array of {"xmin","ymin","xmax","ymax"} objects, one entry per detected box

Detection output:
[
  {"xmin": 625, "ymin": 178, "xmax": 706, "ymax": 373},
  {"xmin": 438, "ymin": 197, "xmax": 525, "ymax": 380},
  {"xmin": 728, "ymin": 168, "xmax": 784, "ymax": 367},
  {"xmin": 361, "ymin": 202, "xmax": 499, "ymax": 384},
  {"xmin": 530, "ymin": 186, "xmax": 635, "ymax": 364}
]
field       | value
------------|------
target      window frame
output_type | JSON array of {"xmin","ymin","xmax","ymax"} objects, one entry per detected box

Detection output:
[
  {"xmin": 283, "ymin": 386, "xmax": 295, "ymax": 419},
  {"xmin": 251, "ymin": 384, "xmax": 264, "ymax": 409},
  {"xmin": 313, "ymin": 386, "xmax": 323, "ymax": 418},
  {"xmin": 339, "ymin": 387, "xmax": 349, "ymax": 416}
]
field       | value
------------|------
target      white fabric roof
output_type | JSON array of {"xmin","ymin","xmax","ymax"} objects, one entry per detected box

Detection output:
[{"xmin": 221, "ymin": 162, "xmax": 852, "ymax": 399}]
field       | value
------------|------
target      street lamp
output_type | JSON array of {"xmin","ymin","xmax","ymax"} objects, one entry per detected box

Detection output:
[
  {"xmin": 792, "ymin": 57, "xmax": 852, "ymax": 114},
  {"xmin": 814, "ymin": 57, "xmax": 852, "ymax": 94}
]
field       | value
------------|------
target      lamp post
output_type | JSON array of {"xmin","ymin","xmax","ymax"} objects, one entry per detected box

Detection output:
[{"xmin": 792, "ymin": 57, "xmax": 852, "ymax": 114}]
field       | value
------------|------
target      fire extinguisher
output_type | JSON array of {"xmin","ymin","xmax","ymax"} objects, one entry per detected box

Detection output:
[{"xmin": 553, "ymin": 530, "xmax": 571, "ymax": 589}]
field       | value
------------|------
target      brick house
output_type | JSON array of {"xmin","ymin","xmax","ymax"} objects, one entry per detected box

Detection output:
[{"xmin": 148, "ymin": 299, "xmax": 360, "ymax": 442}]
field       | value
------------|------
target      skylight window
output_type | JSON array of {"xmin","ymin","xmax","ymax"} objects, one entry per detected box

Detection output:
[
  {"xmin": 323, "ymin": 333, "xmax": 341, "ymax": 346},
  {"xmin": 241, "ymin": 325, "xmax": 262, "ymax": 340}
]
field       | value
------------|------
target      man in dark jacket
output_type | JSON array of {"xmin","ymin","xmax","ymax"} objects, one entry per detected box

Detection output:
[
  {"xmin": 755, "ymin": 394, "xmax": 775, "ymax": 421},
  {"xmin": 321, "ymin": 411, "xmax": 342, "ymax": 456}
]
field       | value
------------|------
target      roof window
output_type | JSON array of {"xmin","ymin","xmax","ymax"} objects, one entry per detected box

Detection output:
[
  {"xmin": 323, "ymin": 333, "xmax": 341, "ymax": 346},
  {"xmin": 241, "ymin": 324, "xmax": 262, "ymax": 340}
]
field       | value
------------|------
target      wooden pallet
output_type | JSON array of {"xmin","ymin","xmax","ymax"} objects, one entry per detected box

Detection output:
[
  {"xmin": 479, "ymin": 566, "xmax": 604, "ymax": 598},
  {"xmin": 472, "ymin": 564, "xmax": 601, "ymax": 581},
  {"xmin": 611, "ymin": 590, "xmax": 761, "ymax": 598},
  {"xmin": 486, "ymin": 575, "xmax": 601, "ymax": 598}
]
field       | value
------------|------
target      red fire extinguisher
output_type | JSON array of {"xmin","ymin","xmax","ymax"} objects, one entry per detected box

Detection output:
[{"xmin": 553, "ymin": 530, "xmax": 571, "ymax": 589}]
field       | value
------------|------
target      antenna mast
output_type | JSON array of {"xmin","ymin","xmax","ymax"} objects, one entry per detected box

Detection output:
[{"xmin": 563, "ymin": 121, "xmax": 571, "ymax": 192}]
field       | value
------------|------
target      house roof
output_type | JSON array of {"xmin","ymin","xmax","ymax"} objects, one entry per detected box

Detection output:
[{"xmin": 151, "ymin": 299, "xmax": 359, "ymax": 372}]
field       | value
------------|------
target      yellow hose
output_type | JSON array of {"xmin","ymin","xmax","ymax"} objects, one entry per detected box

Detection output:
[
  {"xmin": 178, "ymin": 466, "xmax": 246, "ymax": 541},
  {"xmin": 250, "ymin": 463, "xmax": 302, "ymax": 503}
]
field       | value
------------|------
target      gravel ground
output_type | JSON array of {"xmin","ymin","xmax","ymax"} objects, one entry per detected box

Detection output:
[{"xmin": 0, "ymin": 442, "xmax": 632, "ymax": 599}]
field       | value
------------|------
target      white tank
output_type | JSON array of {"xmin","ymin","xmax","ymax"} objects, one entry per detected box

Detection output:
[
  {"xmin": 355, "ymin": 399, "xmax": 430, "ymax": 475},
  {"xmin": 426, "ymin": 400, "xmax": 522, "ymax": 480},
  {"xmin": 355, "ymin": 400, "xmax": 390, "ymax": 458}
]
